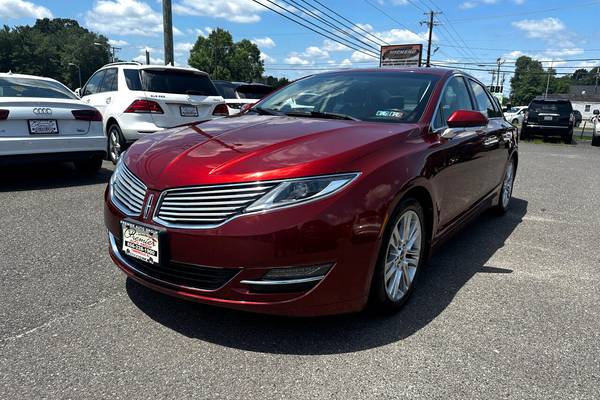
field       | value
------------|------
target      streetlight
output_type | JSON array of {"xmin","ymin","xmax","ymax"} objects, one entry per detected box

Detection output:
[
  {"xmin": 68, "ymin": 62, "xmax": 81, "ymax": 89},
  {"xmin": 94, "ymin": 42, "xmax": 120, "ymax": 63}
]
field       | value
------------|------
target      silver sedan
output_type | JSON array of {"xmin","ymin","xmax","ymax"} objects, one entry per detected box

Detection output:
[{"xmin": 0, "ymin": 72, "xmax": 106, "ymax": 173}]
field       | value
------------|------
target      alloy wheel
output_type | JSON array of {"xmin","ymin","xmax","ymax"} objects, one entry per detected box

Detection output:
[
  {"xmin": 109, "ymin": 128, "xmax": 121, "ymax": 163},
  {"xmin": 384, "ymin": 210, "xmax": 422, "ymax": 302},
  {"xmin": 501, "ymin": 161, "xmax": 514, "ymax": 209}
]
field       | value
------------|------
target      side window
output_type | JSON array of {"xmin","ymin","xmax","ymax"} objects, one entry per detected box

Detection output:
[
  {"xmin": 123, "ymin": 69, "xmax": 143, "ymax": 91},
  {"xmin": 435, "ymin": 76, "xmax": 473, "ymax": 129},
  {"xmin": 585, "ymin": 105, "xmax": 591, "ymax": 112},
  {"xmin": 82, "ymin": 70, "xmax": 105, "ymax": 96},
  {"xmin": 99, "ymin": 68, "xmax": 118, "ymax": 92},
  {"xmin": 469, "ymin": 79, "xmax": 501, "ymax": 118}
]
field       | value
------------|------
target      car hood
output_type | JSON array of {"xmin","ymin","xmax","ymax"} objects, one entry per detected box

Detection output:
[{"xmin": 124, "ymin": 115, "xmax": 418, "ymax": 189}]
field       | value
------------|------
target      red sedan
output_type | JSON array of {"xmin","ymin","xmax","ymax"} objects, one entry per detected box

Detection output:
[{"xmin": 104, "ymin": 68, "xmax": 518, "ymax": 316}]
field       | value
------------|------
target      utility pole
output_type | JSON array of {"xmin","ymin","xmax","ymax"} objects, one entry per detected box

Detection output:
[
  {"xmin": 490, "ymin": 70, "xmax": 496, "ymax": 87},
  {"xmin": 420, "ymin": 11, "xmax": 440, "ymax": 67},
  {"xmin": 162, "ymin": 0, "xmax": 174, "ymax": 66},
  {"xmin": 545, "ymin": 60, "xmax": 553, "ymax": 99},
  {"xmin": 495, "ymin": 58, "xmax": 504, "ymax": 88},
  {"xmin": 145, "ymin": 49, "xmax": 150, "ymax": 65}
]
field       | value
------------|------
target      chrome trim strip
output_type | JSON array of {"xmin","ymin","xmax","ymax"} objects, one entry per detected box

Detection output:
[
  {"xmin": 240, "ymin": 276, "xmax": 325, "ymax": 286},
  {"xmin": 523, "ymin": 124, "xmax": 570, "ymax": 129},
  {"xmin": 108, "ymin": 231, "xmax": 235, "ymax": 293}
]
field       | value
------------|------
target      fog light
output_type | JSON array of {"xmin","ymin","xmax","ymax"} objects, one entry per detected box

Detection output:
[{"xmin": 262, "ymin": 264, "xmax": 332, "ymax": 280}]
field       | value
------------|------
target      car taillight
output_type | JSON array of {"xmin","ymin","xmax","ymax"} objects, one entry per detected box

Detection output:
[
  {"xmin": 569, "ymin": 113, "xmax": 574, "ymax": 123},
  {"xmin": 0, "ymin": 109, "xmax": 9, "ymax": 120},
  {"xmin": 125, "ymin": 100, "xmax": 163, "ymax": 114},
  {"xmin": 212, "ymin": 103, "xmax": 229, "ymax": 117},
  {"xmin": 72, "ymin": 109, "xmax": 102, "ymax": 121}
]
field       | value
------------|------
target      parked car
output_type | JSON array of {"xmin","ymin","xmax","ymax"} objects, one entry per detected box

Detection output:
[
  {"xmin": 573, "ymin": 109, "xmax": 582, "ymax": 127},
  {"xmin": 592, "ymin": 109, "xmax": 600, "ymax": 147},
  {"xmin": 213, "ymin": 80, "xmax": 274, "ymax": 115},
  {"xmin": 0, "ymin": 72, "xmax": 105, "ymax": 173},
  {"xmin": 504, "ymin": 106, "xmax": 527, "ymax": 125},
  {"xmin": 79, "ymin": 62, "xmax": 227, "ymax": 164},
  {"xmin": 521, "ymin": 98, "xmax": 575, "ymax": 143},
  {"xmin": 105, "ymin": 68, "xmax": 518, "ymax": 316}
]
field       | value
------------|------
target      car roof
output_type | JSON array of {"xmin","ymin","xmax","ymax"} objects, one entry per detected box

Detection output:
[
  {"xmin": 0, "ymin": 72, "xmax": 61, "ymax": 83},
  {"xmin": 321, "ymin": 67, "xmax": 457, "ymax": 77},
  {"xmin": 97, "ymin": 63, "xmax": 209, "ymax": 76}
]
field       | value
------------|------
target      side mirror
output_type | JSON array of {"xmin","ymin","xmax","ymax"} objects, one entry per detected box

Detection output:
[
  {"xmin": 241, "ymin": 102, "xmax": 257, "ymax": 113},
  {"xmin": 447, "ymin": 110, "xmax": 488, "ymax": 128},
  {"xmin": 74, "ymin": 88, "xmax": 81, "ymax": 97},
  {"xmin": 593, "ymin": 109, "xmax": 599, "ymax": 115}
]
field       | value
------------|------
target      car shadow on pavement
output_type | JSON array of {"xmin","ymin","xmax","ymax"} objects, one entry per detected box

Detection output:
[
  {"xmin": 126, "ymin": 197, "xmax": 528, "ymax": 355},
  {"xmin": 0, "ymin": 162, "xmax": 112, "ymax": 192}
]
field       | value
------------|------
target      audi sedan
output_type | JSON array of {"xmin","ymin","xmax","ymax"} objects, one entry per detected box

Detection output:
[
  {"xmin": 0, "ymin": 72, "xmax": 105, "ymax": 172},
  {"xmin": 105, "ymin": 68, "xmax": 518, "ymax": 316}
]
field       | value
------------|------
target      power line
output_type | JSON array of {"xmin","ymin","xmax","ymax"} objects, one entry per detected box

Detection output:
[{"xmin": 251, "ymin": 0, "xmax": 379, "ymax": 59}]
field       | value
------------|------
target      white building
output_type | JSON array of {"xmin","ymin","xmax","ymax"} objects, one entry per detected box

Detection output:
[{"xmin": 555, "ymin": 85, "xmax": 600, "ymax": 120}]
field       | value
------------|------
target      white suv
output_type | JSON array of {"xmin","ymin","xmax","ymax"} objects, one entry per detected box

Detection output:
[{"xmin": 79, "ymin": 62, "xmax": 227, "ymax": 163}]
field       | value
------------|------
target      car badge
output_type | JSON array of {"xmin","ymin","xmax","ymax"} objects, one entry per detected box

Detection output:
[{"xmin": 143, "ymin": 194, "xmax": 155, "ymax": 219}]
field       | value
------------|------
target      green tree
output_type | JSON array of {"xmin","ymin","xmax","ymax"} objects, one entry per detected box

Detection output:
[
  {"xmin": 188, "ymin": 28, "xmax": 264, "ymax": 82},
  {"xmin": 0, "ymin": 18, "xmax": 110, "ymax": 89},
  {"xmin": 510, "ymin": 56, "xmax": 546, "ymax": 105}
]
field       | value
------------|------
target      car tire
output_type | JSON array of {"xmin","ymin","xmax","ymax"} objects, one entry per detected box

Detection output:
[
  {"xmin": 369, "ymin": 198, "xmax": 426, "ymax": 313},
  {"xmin": 512, "ymin": 118, "xmax": 519, "ymax": 126},
  {"xmin": 592, "ymin": 134, "xmax": 600, "ymax": 147},
  {"xmin": 108, "ymin": 124, "xmax": 125, "ymax": 165},
  {"xmin": 563, "ymin": 130, "xmax": 573, "ymax": 144},
  {"xmin": 74, "ymin": 156, "xmax": 102, "ymax": 175},
  {"xmin": 493, "ymin": 158, "xmax": 515, "ymax": 215},
  {"xmin": 520, "ymin": 128, "xmax": 530, "ymax": 141}
]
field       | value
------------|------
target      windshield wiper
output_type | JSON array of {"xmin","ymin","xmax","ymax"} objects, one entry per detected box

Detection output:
[
  {"xmin": 284, "ymin": 111, "xmax": 360, "ymax": 121},
  {"xmin": 253, "ymin": 106, "xmax": 285, "ymax": 116}
]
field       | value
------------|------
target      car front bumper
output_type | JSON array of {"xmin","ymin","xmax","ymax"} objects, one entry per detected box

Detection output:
[
  {"xmin": 522, "ymin": 123, "xmax": 572, "ymax": 136},
  {"xmin": 104, "ymin": 187, "xmax": 380, "ymax": 317}
]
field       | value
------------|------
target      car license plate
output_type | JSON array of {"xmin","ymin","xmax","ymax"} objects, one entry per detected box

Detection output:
[
  {"xmin": 28, "ymin": 119, "xmax": 58, "ymax": 134},
  {"xmin": 544, "ymin": 116, "xmax": 553, "ymax": 121},
  {"xmin": 180, "ymin": 105, "xmax": 198, "ymax": 117},
  {"xmin": 121, "ymin": 220, "xmax": 160, "ymax": 265}
]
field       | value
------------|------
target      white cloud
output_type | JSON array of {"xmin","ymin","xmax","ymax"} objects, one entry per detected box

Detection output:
[
  {"xmin": 304, "ymin": 46, "xmax": 329, "ymax": 58},
  {"xmin": 339, "ymin": 58, "xmax": 353, "ymax": 67},
  {"xmin": 173, "ymin": 0, "xmax": 268, "ymax": 23},
  {"xmin": 284, "ymin": 55, "xmax": 310, "ymax": 65},
  {"xmin": 108, "ymin": 39, "xmax": 128, "ymax": 46},
  {"xmin": 351, "ymin": 51, "xmax": 377, "ymax": 62},
  {"xmin": 459, "ymin": 0, "xmax": 498, "ymax": 9},
  {"xmin": 512, "ymin": 17, "xmax": 565, "ymax": 39},
  {"xmin": 252, "ymin": 37, "xmax": 276, "ymax": 49},
  {"xmin": 133, "ymin": 54, "xmax": 164, "ymax": 65},
  {"xmin": 260, "ymin": 52, "xmax": 276, "ymax": 63},
  {"xmin": 0, "ymin": 0, "xmax": 52, "ymax": 19},
  {"xmin": 323, "ymin": 39, "xmax": 348, "ymax": 52},
  {"xmin": 86, "ymin": 0, "xmax": 180, "ymax": 37},
  {"xmin": 174, "ymin": 42, "xmax": 194, "ymax": 52}
]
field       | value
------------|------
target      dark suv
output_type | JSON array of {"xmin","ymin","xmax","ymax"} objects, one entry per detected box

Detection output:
[{"xmin": 521, "ymin": 98, "xmax": 574, "ymax": 143}]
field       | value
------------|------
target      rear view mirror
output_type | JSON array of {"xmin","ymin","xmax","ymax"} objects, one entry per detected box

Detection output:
[{"xmin": 447, "ymin": 110, "xmax": 488, "ymax": 128}]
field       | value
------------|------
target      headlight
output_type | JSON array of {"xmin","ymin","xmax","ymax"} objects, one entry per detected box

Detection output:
[{"xmin": 245, "ymin": 173, "xmax": 359, "ymax": 212}]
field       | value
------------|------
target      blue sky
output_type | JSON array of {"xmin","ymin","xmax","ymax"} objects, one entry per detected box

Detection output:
[{"xmin": 1, "ymin": 0, "xmax": 599, "ymax": 85}]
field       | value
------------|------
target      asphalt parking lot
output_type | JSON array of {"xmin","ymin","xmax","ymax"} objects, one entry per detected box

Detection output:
[{"xmin": 1, "ymin": 142, "xmax": 599, "ymax": 399}]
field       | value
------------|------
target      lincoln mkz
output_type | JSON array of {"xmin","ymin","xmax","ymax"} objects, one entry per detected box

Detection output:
[{"xmin": 104, "ymin": 68, "xmax": 518, "ymax": 316}]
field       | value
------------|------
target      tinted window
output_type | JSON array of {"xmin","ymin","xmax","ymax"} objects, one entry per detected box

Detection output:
[
  {"xmin": 213, "ymin": 81, "xmax": 237, "ymax": 98},
  {"xmin": 0, "ymin": 77, "xmax": 77, "ymax": 99},
  {"xmin": 141, "ymin": 70, "xmax": 219, "ymax": 95},
  {"xmin": 83, "ymin": 70, "xmax": 105, "ymax": 96},
  {"xmin": 529, "ymin": 100, "xmax": 572, "ymax": 114},
  {"xmin": 236, "ymin": 85, "xmax": 273, "ymax": 99},
  {"xmin": 258, "ymin": 71, "xmax": 439, "ymax": 123},
  {"xmin": 469, "ymin": 79, "xmax": 501, "ymax": 118},
  {"xmin": 99, "ymin": 68, "xmax": 118, "ymax": 92},
  {"xmin": 436, "ymin": 76, "xmax": 473, "ymax": 127},
  {"xmin": 124, "ymin": 69, "xmax": 142, "ymax": 91}
]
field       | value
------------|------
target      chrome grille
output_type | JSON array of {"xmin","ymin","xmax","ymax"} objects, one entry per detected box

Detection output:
[
  {"xmin": 111, "ymin": 164, "xmax": 147, "ymax": 215},
  {"xmin": 155, "ymin": 181, "xmax": 279, "ymax": 227}
]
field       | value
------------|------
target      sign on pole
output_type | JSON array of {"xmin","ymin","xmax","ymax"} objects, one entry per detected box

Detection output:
[{"xmin": 380, "ymin": 44, "xmax": 423, "ymax": 67}]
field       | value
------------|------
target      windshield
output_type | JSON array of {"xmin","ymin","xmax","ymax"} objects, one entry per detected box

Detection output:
[
  {"xmin": 0, "ymin": 77, "xmax": 76, "ymax": 99},
  {"xmin": 213, "ymin": 81, "xmax": 238, "ymax": 99},
  {"xmin": 141, "ymin": 70, "xmax": 219, "ymax": 96},
  {"xmin": 256, "ymin": 71, "xmax": 439, "ymax": 123},
  {"xmin": 529, "ymin": 101, "xmax": 572, "ymax": 113}
]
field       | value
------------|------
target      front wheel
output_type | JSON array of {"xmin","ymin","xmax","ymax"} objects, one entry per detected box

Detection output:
[
  {"xmin": 512, "ymin": 118, "xmax": 519, "ymax": 126},
  {"xmin": 108, "ymin": 124, "xmax": 125, "ymax": 165},
  {"xmin": 369, "ymin": 198, "xmax": 426, "ymax": 313},
  {"xmin": 494, "ymin": 159, "xmax": 515, "ymax": 215},
  {"xmin": 592, "ymin": 133, "xmax": 600, "ymax": 147},
  {"xmin": 563, "ymin": 130, "xmax": 573, "ymax": 144}
]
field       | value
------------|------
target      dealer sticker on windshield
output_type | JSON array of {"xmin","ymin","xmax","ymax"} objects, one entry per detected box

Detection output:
[
  {"xmin": 121, "ymin": 220, "xmax": 160, "ymax": 265},
  {"xmin": 376, "ymin": 110, "xmax": 404, "ymax": 118}
]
